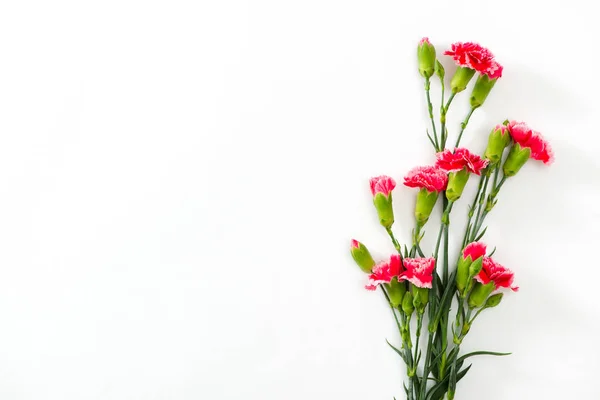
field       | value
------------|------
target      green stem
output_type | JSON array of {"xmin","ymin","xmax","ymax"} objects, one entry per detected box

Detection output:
[
  {"xmin": 454, "ymin": 107, "xmax": 476, "ymax": 148},
  {"xmin": 420, "ymin": 332, "xmax": 435, "ymax": 399},
  {"xmin": 413, "ymin": 312, "xmax": 424, "ymax": 379},
  {"xmin": 386, "ymin": 227, "xmax": 402, "ymax": 255},
  {"xmin": 462, "ymin": 173, "xmax": 486, "ymax": 248},
  {"xmin": 442, "ymin": 198, "xmax": 450, "ymax": 285},
  {"xmin": 470, "ymin": 172, "xmax": 491, "ymax": 241},
  {"xmin": 381, "ymin": 286, "xmax": 402, "ymax": 336},
  {"xmin": 424, "ymin": 77, "xmax": 440, "ymax": 151},
  {"xmin": 441, "ymin": 93, "xmax": 455, "ymax": 149}
]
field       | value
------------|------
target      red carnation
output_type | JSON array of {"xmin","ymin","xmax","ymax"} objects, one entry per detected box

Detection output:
[
  {"xmin": 475, "ymin": 257, "xmax": 518, "ymax": 292},
  {"xmin": 444, "ymin": 42, "xmax": 502, "ymax": 78},
  {"xmin": 435, "ymin": 148, "xmax": 489, "ymax": 175}
]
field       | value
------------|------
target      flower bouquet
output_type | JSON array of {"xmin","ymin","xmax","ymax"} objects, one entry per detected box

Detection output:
[{"xmin": 349, "ymin": 39, "xmax": 553, "ymax": 400}]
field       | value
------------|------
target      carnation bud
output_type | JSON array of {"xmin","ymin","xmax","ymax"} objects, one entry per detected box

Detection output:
[
  {"xmin": 415, "ymin": 188, "xmax": 439, "ymax": 224},
  {"xmin": 484, "ymin": 293, "xmax": 504, "ymax": 308},
  {"xmin": 485, "ymin": 124, "xmax": 511, "ymax": 164},
  {"xmin": 373, "ymin": 192, "xmax": 395, "ymax": 228},
  {"xmin": 502, "ymin": 143, "xmax": 531, "ymax": 177},
  {"xmin": 450, "ymin": 66, "xmax": 476, "ymax": 94},
  {"xmin": 470, "ymin": 73, "xmax": 498, "ymax": 108},
  {"xmin": 446, "ymin": 169, "xmax": 470, "ymax": 202},
  {"xmin": 456, "ymin": 252, "xmax": 483, "ymax": 296},
  {"xmin": 435, "ymin": 60, "xmax": 445, "ymax": 80},
  {"xmin": 468, "ymin": 257, "xmax": 483, "ymax": 278},
  {"xmin": 455, "ymin": 256, "xmax": 471, "ymax": 296},
  {"xmin": 402, "ymin": 291, "xmax": 415, "ymax": 315},
  {"xmin": 417, "ymin": 38, "xmax": 436, "ymax": 79},
  {"xmin": 468, "ymin": 282, "xmax": 495, "ymax": 309},
  {"xmin": 412, "ymin": 286, "xmax": 429, "ymax": 314},
  {"xmin": 350, "ymin": 240, "xmax": 376, "ymax": 273},
  {"xmin": 386, "ymin": 278, "xmax": 406, "ymax": 308}
]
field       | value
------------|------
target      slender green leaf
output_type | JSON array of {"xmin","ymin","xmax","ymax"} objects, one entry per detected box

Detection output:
[
  {"xmin": 474, "ymin": 226, "xmax": 488, "ymax": 241},
  {"xmin": 386, "ymin": 339, "xmax": 407, "ymax": 362},
  {"xmin": 456, "ymin": 350, "xmax": 511, "ymax": 364}
]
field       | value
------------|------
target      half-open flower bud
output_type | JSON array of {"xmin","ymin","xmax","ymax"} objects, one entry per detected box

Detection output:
[
  {"xmin": 418, "ymin": 37, "xmax": 436, "ymax": 78},
  {"xmin": 350, "ymin": 239, "xmax": 376, "ymax": 273},
  {"xmin": 369, "ymin": 175, "xmax": 396, "ymax": 228}
]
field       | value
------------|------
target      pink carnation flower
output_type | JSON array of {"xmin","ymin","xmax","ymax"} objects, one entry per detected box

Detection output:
[
  {"xmin": 351, "ymin": 239, "xmax": 360, "ymax": 249},
  {"xmin": 508, "ymin": 121, "xmax": 554, "ymax": 165},
  {"xmin": 462, "ymin": 242, "xmax": 487, "ymax": 261},
  {"xmin": 419, "ymin": 37, "xmax": 431, "ymax": 45},
  {"xmin": 365, "ymin": 254, "xmax": 402, "ymax": 291},
  {"xmin": 369, "ymin": 175, "xmax": 396, "ymax": 197},
  {"xmin": 435, "ymin": 148, "xmax": 489, "ymax": 175},
  {"xmin": 444, "ymin": 42, "xmax": 502, "ymax": 78},
  {"xmin": 399, "ymin": 257, "xmax": 435, "ymax": 289},
  {"xmin": 475, "ymin": 256, "xmax": 519, "ymax": 292},
  {"xmin": 403, "ymin": 166, "xmax": 448, "ymax": 192}
]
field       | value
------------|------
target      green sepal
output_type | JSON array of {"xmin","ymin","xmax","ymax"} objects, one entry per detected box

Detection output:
[
  {"xmin": 470, "ymin": 73, "xmax": 498, "ymax": 108},
  {"xmin": 373, "ymin": 192, "xmax": 394, "ymax": 228},
  {"xmin": 385, "ymin": 278, "xmax": 406, "ymax": 308},
  {"xmin": 450, "ymin": 66, "xmax": 476, "ymax": 94},
  {"xmin": 415, "ymin": 188, "xmax": 439, "ymax": 224},
  {"xmin": 503, "ymin": 143, "xmax": 531, "ymax": 177},
  {"xmin": 446, "ymin": 169, "xmax": 470, "ymax": 202},
  {"xmin": 468, "ymin": 282, "xmax": 495, "ymax": 308}
]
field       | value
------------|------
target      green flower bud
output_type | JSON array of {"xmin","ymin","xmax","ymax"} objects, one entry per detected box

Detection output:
[
  {"xmin": 350, "ymin": 239, "xmax": 376, "ymax": 273},
  {"xmin": 415, "ymin": 188, "xmax": 438, "ymax": 224},
  {"xmin": 402, "ymin": 291, "xmax": 414, "ymax": 316},
  {"xmin": 435, "ymin": 60, "xmax": 445, "ymax": 80},
  {"xmin": 484, "ymin": 293, "xmax": 504, "ymax": 308},
  {"xmin": 455, "ymin": 256, "xmax": 471, "ymax": 296},
  {"xmin": 468, "ymin": 282, "xmax": 495, "ymax": 309},
  {"xmin": 450, "ymin": 66, "xmax": 476, "ymax": 94},
  {"xmin": 503, "ymin": 143, "xmax": 531, "ymax": 177},
  {"xmin": 386, "ymin": 278, "xmax": 406, "ymax": 308},
  {"xmin": 417, "ymin": 38, "xmax": 436, "ymax": 79},
  {"xmin": 412, "ymin": 286, "xmax": 429, "ymax": 314},
  {"xmin": 470, "ymin": 73, "xmax": 498, "ymax": 109},
  {"xmin": 484, "ymin": 124, "xmax": 511, "ymax": 164},
  {"xmin": 468, "ymin": 256, "xmax": 483, "ymax": 278},
  {"xmin": 446, "ymin": 169, "xmax": 470, "ymax": 202}
]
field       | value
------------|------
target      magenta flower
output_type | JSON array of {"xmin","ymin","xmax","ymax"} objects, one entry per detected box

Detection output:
[
  {"xmin": 365, "ymin": 254, "xmax": 402, "ymax": 291},
  {"xmin": 444, "ymin": 42, "xmax": 502, "ymax": 78},
  {"xmin": 463, "ymin": 242, "xmax": 487, "ymax": 261},
  {"xmin": 435, "ymin": 148, "xmax": 489, "ymax": 175},
  {"xmin": 508, "ymin": 121, "xmax": 554, "ymax": 165},
  {"xmin": 369, "ymin": 175, "xmax": 396, "ymax": 197},
  {"xmin": 399, "ymin": 257, "xmax": 435, "ymax": 289},
  {"xmin": 475, "ymin": 257, "xmax": 519, "ymax": 292},
  {"xmin": 403, "ymin": 166, "xmax": 448, "ymax": 192}
]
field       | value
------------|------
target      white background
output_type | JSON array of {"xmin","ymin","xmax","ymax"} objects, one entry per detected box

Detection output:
[{"xmin": 0, "ymin": 0, "xmax": 598, "ymax": 399}]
